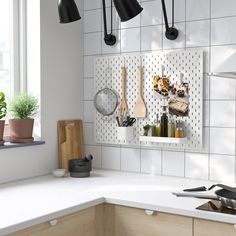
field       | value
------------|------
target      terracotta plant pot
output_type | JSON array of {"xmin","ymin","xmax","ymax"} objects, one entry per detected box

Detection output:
[
  {"xmin": 0, "ymin": 120, "xmax": 5, "ymax": 145},
  {"xmin": 9, "ymin": 119, "xmax": 34, "ymax": 143}
]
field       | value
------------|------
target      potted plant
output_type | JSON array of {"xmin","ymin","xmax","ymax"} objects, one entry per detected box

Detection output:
[
  {"xmin": 0, "ymin": 92, "xmax": 7, "ymax": 145},
  {"xmin": 9, "ymin": 93, "xmax": 39, "ymax": 143}
]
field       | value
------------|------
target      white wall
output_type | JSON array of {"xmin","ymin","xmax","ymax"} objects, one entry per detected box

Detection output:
[
  {"xmin": 84, "ymin": 0, "xmax": 236, "ymax": 182},
  {"xmin": 0, "ymin": 0, "xmax": 84, "ymax": 184}
]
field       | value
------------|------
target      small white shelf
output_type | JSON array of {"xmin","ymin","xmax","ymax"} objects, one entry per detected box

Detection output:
[{"xmin": 140, "ymin": 136, "xmax": 188, "ymax": 144}]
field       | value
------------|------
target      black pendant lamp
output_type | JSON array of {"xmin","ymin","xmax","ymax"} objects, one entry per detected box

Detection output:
[
  {"xmin": 58, "ymin": 0, "xmax": 81, "ymax": 24},
  {"xmin": 113, "ymin": 0, "xmax": 143, "ymax": 22}
]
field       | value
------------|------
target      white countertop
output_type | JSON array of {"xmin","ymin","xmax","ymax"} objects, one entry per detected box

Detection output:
[{"xmin": 1, "ymin": 169, "xmax": 236, "ymax": 235}]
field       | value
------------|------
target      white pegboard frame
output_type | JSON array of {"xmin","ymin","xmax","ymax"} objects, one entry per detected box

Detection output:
[{"xmin": 94, "ymin": 49, "xmax": 203, "ymax": 150}]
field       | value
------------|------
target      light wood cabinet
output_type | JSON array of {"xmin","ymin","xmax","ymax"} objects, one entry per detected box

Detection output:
[
  {"xmin": 9, "ymin": 203, "xmax": 236, "ymax": 236},
  {"xmin": 104, "ymin": 204, "xmax": 193, "ymax": 236},
  {"xmin": 9, "ymin": 205, "xmax": 103, "ymax": 236},
  {"xmin": 194, "ymin": 219, "xmax": 236, "ymax": 236}
]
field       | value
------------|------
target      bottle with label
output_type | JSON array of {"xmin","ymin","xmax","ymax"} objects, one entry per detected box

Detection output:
[
  {"xmin": 161, "ymin": 105, "xmax": 168, "ymax": 137},
  {"xmin": 154, "ymin": 114, "xmax": 161, "ymax": 137}
]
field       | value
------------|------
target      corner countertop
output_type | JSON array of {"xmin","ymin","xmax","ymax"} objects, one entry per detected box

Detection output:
[{"xmin": 1, "ymin": 169, "xmax": 236, "ymax": 235}]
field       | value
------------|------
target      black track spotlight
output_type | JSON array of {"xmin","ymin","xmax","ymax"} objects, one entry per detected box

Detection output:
[
  {"xmin": 58, "ymin": 0, "xmax": 81, "ymax": 24},
  {"xmin": 113, "ymin": 0, "xmax": 143, "ymax": 22}
]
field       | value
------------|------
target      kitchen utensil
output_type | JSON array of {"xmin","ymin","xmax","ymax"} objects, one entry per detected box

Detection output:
[
  {"xmin": 184, "ymin": 184, "xmax": 236, "ymax": 193},
  {"xmin": 58, "ymin": 120, "xmax": 84, "ymax": 171},
  {"xmin": 94, "ymin": 67, "xmax": 119, "ymax": 116},
  {"xmin": 69, "ymin": 157, "xmax": 93, "ymax": 178},
  {"xmin": 134, "ymin": 66, "xmax": 147, "ymax": 118},
  {"xmin": 120, "ymin": 66, "xmax": 128, "ymax": 117},
  {"xmin": 94, "ymin": 88, "xmax": 118, "ymax": 116},
  {"xmin": 122, "ymin": 117, "xmax": 136, "ymax": 127},
  {"xmin": 173, "ymin": 192, "xmax": 218, "ymax": 200},
  {"xmin": 116, "ymin": 116, "xmax": 121, "ymax": 127}
]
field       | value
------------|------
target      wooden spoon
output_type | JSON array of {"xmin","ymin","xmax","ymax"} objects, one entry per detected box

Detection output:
[
  {"xmin": 134, "ymin": 66, "xmax": 147, "ymax": 118},
  {"xmin": 120, "ymin": 67, "xmax": 128, "ymax": 117}
]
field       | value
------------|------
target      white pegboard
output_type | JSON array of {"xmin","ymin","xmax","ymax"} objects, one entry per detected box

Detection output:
[{"xmin": 94, "ymin": 49, "xmax": 203, "ymax": 150}]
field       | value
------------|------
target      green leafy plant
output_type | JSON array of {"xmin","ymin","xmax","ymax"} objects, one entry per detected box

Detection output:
[
  {"xmin": 0, "ymin": 92, "xmax": 7, "ymax": 119},
  {"xmin": 10, "ymin": 93, "xmax": 39, "ymax": 119}
]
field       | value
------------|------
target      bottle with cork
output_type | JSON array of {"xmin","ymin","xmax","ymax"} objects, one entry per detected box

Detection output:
[{"xmin": 160, "ymin": 101, "xmax": 168, "ymax": 137}]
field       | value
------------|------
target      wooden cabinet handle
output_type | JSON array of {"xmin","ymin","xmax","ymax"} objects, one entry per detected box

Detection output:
[
  {"xmin": 145, "ymin": 209, "xmax": 156, "ymax": 216},
  {"xmin": 49, "ymin": 219, "xmax": 58, "ymax": 226}
]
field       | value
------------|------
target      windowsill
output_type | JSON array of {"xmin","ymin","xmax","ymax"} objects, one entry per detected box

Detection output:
[{"xmin": 0, "ymin": 141, "xmax": 46, "ymax": 150}]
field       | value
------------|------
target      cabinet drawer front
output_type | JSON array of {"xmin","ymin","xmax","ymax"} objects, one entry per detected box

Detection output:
[
  {"xmin": 195, "ymin": 219, "xmax": 236, "ymax": 236},
  {"xmin": 9, "ymin": 206, "xmax": 97, "ymax": 236},
  {"xmin": 114, "ymin": 205, "xmax": 193, "ymax": 236}
]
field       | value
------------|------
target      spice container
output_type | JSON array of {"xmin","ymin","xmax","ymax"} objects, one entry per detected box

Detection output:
[{"xmin": 175, "ymin": 121, "xmax": 184, "ymax": 138}]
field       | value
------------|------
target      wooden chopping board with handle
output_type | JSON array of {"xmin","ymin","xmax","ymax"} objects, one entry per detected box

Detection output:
[{"xmin": 58, "ymin": 120, "xmax": 84, "ymax": 171}]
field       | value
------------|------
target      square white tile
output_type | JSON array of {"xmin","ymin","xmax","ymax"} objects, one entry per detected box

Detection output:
[
  {"xmin": 84, "ymin": 0, "xmax": 101, "ymax": 10},
  {"xmin": 84, "ymin": 79, "xmax": 94, "ymax": 101},
  {"xmin": 210, "ymin": 101, "xmax": 235, "ymax": 127},
  {"xmin": 84, "ymin": 32, "xmax": 102, "ymax": 55},
  {"xmin": 210, "ymin": 76, "xmax": 236, "ymax": 100},
  {"xmin": 121, "ymin": 28, "xmax": 140, "ymax": 52},
  {"xmin": 85, "ymin": 145, "xmax": 102, "ymax": 168},
  {"xmin": 141, "ymin": 1, "xmax": 162, "ymax": 26},
  {"xmin": 210, "ymin": 154, "xmax": 235, "ymax": 182},
  {"xmin": 141, "ymin": 25, "xmax": 162, "ymax": 51},
  {"xmin": 84, "ymin": 9, "xmax": 101, "ymax": 33},
  {"xmin": 211, "ymin": 45, "xmax": 236, "ymax": 73},
  {"xmin": 186, "ymin": 20, "xmax": 210, "ymax": 48},
  {"xmin": 210, "ymin": 128, "xmax": 235, "ymax": 155},
  {"xmin": 102, "ymin": 146, "xmax": 121, "ymax": 170},
  {"xmin": 186, "ymin": 0, "xmax": 210, "ymax": 21},
  {"xmin": 211, "ymin": 0, "xmax": 236, "ymax": 18},
  {"xmin": 83, "ymin": 101, "xmax": 94, "ymax": 123},
  {"xmin": 211, "ymin": 17, "xmax": 236, "ymax": 46},
  {"xmin": 84, "ymin": 56, "xmax": 95, "ymax": 78},
  {"xmin": 84, "ymin": 123, "xmax": 94, "ymax": 145},
  {"xmin": 185, "ymin": 153, "xmax": 209, "ymax": 180},
  {"xmin": 162, "ymin": 151, "xmax": 185, "ymax": 177},
  {"xmin": 141, "ymin": 149, "xmax": 161, "ymax": 175},
  {"xmin": 121, "ymin": 148, "xmax": 140, "ymax": 172},
  {"xmin": 163, "ymin": 23, "xmax": 185, "ymax": 49},
  {"xmin": 102, "ymin": 30, "xmax": 120, "ymax": 54}
]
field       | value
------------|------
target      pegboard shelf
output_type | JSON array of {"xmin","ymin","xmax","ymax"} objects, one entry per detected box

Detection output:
[{"xmin": 140, "ymin": 136, "xmax": 188, "ymax": 144}]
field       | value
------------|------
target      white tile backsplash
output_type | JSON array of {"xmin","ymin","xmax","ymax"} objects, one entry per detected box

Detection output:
[
  {"xmin": 141, "ymin": 25, "xmax": 162, "ymax": 51},
  {"xmin": 83, "ymin": 0, "xmax": 236, "ymax": 182},
  {"xmin": 121, "ymin": 28, "xmax": 141, "ymax": 52},
  {"xmin": 141, "ymin": 149, "xmax": 162, "ymax": 175},
  {"xmin": 141, "ymin": 1, "xmax": 162, "ymax": 26},
  {"xmin": 210, "ymin": 128, "xmax": 235, "ymax": 155},
  {"xmin": 210, "ymin": 154, "xmax": 235, "ymax": 182},
  {"xmin": 186, "ymin": 0, "xmax": 210, "ymax": 21},
  {"xmin": 121, "ymin": 148, "xmax": 140, "ymax": 172},
  {"xmin": 185, "ymin": 153, "xmax": 209, "ymax": 180},
  {"xmin": 163, "ymin": 151, "xmax": 185, "ymax": 177},
  {"xmin": 186, "ymin": 20, "xmax": 210, "ymax": 47},
  {"xmin": 102, "ymin": 146, "xmax": 121, "ymax": 170},
  {"xmin": 210, "ymin": 101, "xmax": 235, "ymax": 127}
]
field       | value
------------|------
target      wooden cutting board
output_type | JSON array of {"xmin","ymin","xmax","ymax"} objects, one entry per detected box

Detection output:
[{"xmin": 57, "ymin": 120, "xmax": 84, "ymax": 171}]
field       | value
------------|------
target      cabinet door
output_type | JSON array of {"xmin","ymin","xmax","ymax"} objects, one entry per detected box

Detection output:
[
  {"xmin": 194, "ymin": 219, "xmax": 236, "ymax": 236},
  {"xmin": 10, "ymin": 205, "xmax": 103, "ymax": 236},
  {"xmin": 105, "ymin": 204, "xmax": 193, "ymax": 236}
]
